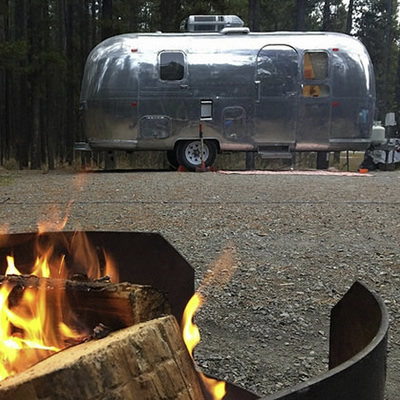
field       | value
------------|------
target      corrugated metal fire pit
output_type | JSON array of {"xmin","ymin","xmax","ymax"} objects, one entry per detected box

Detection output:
[{"xmin": 0, "ymin": 231, "xmax": 389, "ymax": 400}]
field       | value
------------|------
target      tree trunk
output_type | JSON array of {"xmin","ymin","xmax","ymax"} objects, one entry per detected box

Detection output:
[
  {"xmin": 248, "ymin": 0, "xmax": 260, "ymax": 32},
  {"xmin": 395, "ymin": 41, "xmax": 400, "ymax": 132},
  {"xmin": 28, "ymin": 0, "xmax": 43, "ymax": 169},
  {"xmin": 91, "ymin": 1, "xmax": 100, "ymax": 45},
  {"xmin": 296, "ymin": 0, "xmax": 306, "ymax": 30},
  {"xmin": 160, "ymin": 0, "xmax": 180, "ymax": 32},
  {"xmin": 102, "ymin": 0, "xmax": 113, "ymax": 39},
  {"xmin": 1, "ymin": 0, "xmax": 12, "ymax": 165},
  {"xmin": 322, "ymin": 0, "xmax": 331, "ymax": 31},
  {"xmin": 0, "ymin": 70, "xmax": 4, "ymax": 165},
  {"xmin": 130, "ymin": 0, "xmax": 141, "ymax": 32},
  {"xmin": 64, "ymin": 2, "xmax": 75, "ymax": 165},
  {"xmin": 382, "ymin": 0, "xmax": 394, "ymax": 117},
  {"xmin": 345, "ymin": 0, "xmax": 354, "ymax": 34},
  {"xmin": 30, "ymin": 82, "xmax": 41, "ymax": 169},
  {"xmin": 15, "ymin": 0, "xmax": 30, "ymax": 168}
]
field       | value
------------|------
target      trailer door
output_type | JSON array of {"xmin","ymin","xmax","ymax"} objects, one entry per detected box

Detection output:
[
  {"xmin": 296, "ymin": 51, "xmax": 331, "ymax": 149},
  {"xmin": 254, "ymin": 45, "xmax": 298, "ymax": 146}
]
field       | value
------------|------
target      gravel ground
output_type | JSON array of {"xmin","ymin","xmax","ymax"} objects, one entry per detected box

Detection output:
[{"xmin": 0, "ymin": 168, "xmax": 399, "ymax": 399}]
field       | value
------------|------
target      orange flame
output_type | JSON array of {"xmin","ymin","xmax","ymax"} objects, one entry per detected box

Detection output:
[
  {"xmin": 181, "ymin": 292, "xmax": 226, "ymax": 399},
  {"xmin": 182, "ymin": 292, "xmax": 204, "ymax": 356},
  {"xmin": 181, "ymin": 245, "xmax": 237, "ymax": 399},
  {"xmin": 0, "ymin": 231, "xmax": 118, "ymax": 381}
]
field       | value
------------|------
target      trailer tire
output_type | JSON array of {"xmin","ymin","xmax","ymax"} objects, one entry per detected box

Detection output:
[{"xmin": 176, "ymin": 140, "xmax": 217, "ymax": 171}]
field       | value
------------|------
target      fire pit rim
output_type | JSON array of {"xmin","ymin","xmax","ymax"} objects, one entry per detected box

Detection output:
[{"xmin": 255, "ymin": 280, "xmax": 389, "ymax": 400}]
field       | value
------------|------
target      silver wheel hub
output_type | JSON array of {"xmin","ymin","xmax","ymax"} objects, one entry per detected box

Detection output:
[{"xmin": 184, "ymin": 141, "xmax": 209, "ymax": 165}]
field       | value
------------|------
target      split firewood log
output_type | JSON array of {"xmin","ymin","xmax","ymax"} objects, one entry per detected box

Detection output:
[
  {"xmin": 0, "ymin": 315, "xmax": 205, "ymax": 400},
  {"xmin": 0, "ymin": 274, "xmax": 171, "ymax": 332}
]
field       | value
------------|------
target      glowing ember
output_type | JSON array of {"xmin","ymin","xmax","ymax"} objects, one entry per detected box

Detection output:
[
  {"xmin": 181, "ymin": 292, "xmax": 226, "ymax": 400},
  {"xmin": 0, "ymin": 232, "xmax": 117, "ymax": 381}
]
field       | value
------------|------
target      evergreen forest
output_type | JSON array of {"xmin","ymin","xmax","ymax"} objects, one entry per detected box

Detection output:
[{"xmin": 0, "ymin": 0, "xmax": 399, "ymax": 169}]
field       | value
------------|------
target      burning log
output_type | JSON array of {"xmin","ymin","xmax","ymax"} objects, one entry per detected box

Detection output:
[
  {"xmin": 0, "ymin": 274, "xmax": 172, "ymax": 379},
  {"xmin": 0, "ymin": 315, "xmax": 205, "ymax": 400},
  {"xmin": 0, "ymin": 274, "xmax": 171, "ymax": 332}
]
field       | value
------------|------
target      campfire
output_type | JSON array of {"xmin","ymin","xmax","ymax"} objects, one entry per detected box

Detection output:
[
  {"xmin": 0, "ymin": 231, "xmax": 119, "ymax": 379},
  {"xmin": 0, "ymin": 230, "xmax": 390, "ymax": 400},
  {"xmin": 0, "ymin": 230, "xmax": 227, "ymax": 400}
]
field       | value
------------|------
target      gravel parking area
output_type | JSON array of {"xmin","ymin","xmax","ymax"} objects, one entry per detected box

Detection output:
[{"xmin": 0, "ymin": 168, "xmax": 399, "ymax": 399}]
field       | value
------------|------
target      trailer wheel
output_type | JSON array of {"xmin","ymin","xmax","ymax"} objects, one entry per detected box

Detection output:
[{"xmin": 176, "ymin": 140, "xmax": 217, "ymax": 171}]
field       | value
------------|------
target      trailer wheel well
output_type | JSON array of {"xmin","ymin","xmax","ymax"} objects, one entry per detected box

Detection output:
[{"xmin": 173, "ymin": 139, "xmax": 220, "ymax": 152}]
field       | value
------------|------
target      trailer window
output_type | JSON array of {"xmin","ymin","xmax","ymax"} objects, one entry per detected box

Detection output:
[
  {"xmin": 303, "ymin": 52, "xmax": 328, "ymax": 80},
  {"xmin": 160, "ymin": 52, "xmax": 185, "ymax": 81}
]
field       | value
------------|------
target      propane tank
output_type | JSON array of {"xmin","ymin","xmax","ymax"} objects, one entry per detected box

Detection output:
[{"xmin": 371, "ymin": 121, "xmax": 386, "ymax": 145}]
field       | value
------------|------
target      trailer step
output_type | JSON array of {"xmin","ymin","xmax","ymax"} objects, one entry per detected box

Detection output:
[{"xmin": 74, "ymin": 142, "xmax": 92, "ymax": 152}]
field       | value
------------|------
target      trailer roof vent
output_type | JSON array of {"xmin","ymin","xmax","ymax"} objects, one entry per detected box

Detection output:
[{"xmin": 180, "ymin": 15, "xmax": 245, "ymax": 33}]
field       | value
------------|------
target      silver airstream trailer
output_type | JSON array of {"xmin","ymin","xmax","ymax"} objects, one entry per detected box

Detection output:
[{"xmin": 76, "ymin": 16, "xmax": 375, "ymax": 170}]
